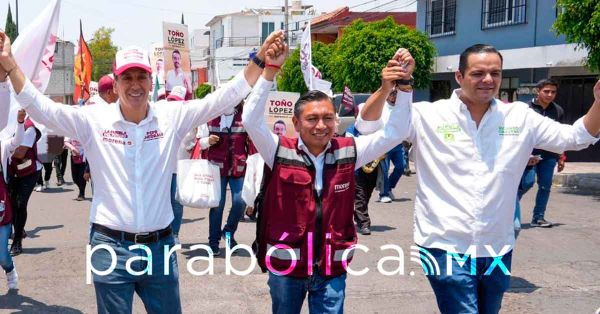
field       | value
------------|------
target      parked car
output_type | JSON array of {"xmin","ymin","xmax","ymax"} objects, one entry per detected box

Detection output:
[{"xmin": 332, "ymin": 93, "xmax": 371, "ymax": 135}]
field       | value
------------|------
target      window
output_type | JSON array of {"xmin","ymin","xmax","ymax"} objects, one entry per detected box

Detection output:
[
  {"xmin": 280, "ymin": 22, "xmax": 285, "ymax": 30},
  {"xmin": 295, "ymin": 22, "xmax": 300, "ymax": 31},
  {"xmin": 261, "ymin": 22, "xmax": 275, "ymax": 42},
  {"xmin": 426, "ymin": 0, "xmax": 456, "ymax": 37},
  {"xmin": 482, "ymin": 0, "xmax": 527, "ymax": 29}
]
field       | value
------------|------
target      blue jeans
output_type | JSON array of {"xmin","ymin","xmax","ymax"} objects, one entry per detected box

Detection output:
[
  {"xmin": 268, "ymin": 272, "xmax": 346, "ymax": 314},
  {"xmin": 381, "ymin": 145, "xmax": 405, "ymax": 197},
  {"xmin": 517, "ymin": 157, "xmax": 558, "ymax": 221},
  {"xmin": 208, "ymin": 176, "xmax": 245, "ymax": 248},
  {"xmin": 170, "ymin": 174, "xmax": 184, "ymax": 236},
  {"xmin": 0, "ymin": 224, "xmax": 14, "ymax": 273},
  {"xmin": 425, "ymin": 247, "xmax": 512, "ymax": 314},
  {"xmin": 89, "ymin": 227, "xmax": 181, "ymax": 314}
]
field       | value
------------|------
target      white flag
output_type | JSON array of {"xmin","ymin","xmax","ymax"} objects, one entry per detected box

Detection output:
[
  {"xmin": 299, "ymin": 21, "xmax": 332, "ymax": 95},
  {"xmin": 0, "ymin": 0, "xmax": 61, "ymax": 140}
]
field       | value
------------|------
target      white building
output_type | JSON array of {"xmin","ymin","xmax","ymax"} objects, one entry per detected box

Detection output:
[{"xmin": 206, "ymin": 0, "xmax": 316, "ymax": 85}]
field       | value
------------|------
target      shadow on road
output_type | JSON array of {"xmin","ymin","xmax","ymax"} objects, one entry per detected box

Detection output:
[
  {"xmin": 0, "ymin": 289, "xmax": 83, "ymax": 313},
  {"xmin": 508, "ymin": 276, "xmax": 540, "ymax": 294},
  {"xmin": 21, "ymin": 247, "xmax": 56, "ymax": 255},
  {"xmin": 392, "ymin": 197, "xmax": 412, "ymax": 202},
  {"xmin": 182, "ymin": 217, "xmax": 204, "ymax": 224},
  {"xmin": 26, "ymin": 225, "xmax": 64, "ymax": 239},
  {"xmin": 369, "ymin": 225, "xmax": 397, "ymax": 232},
  {"xmin": 520, "ymin": 223, "xmax": 566, "ymax": 230},
  {"xmin": 40, "ymin": 188, "xmax": 74, "ymax": 194}
]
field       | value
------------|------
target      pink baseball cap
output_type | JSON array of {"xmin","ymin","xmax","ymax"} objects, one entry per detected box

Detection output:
[
  {"xmin": 113, "ymin": 46, "xmax": 152, "ymax": 76},
  {"xmin": 98, "ymin": 75, "xmax": 114, "ymax": 93},
  {"xmin": 167, "ymin": 85, "xmax": 186, "ymax": 101}
]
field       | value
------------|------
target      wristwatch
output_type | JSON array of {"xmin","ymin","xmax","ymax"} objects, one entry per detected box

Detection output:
[{"xmin": 252, "ymin": 55, "xmax": 265, "ymax": 69}]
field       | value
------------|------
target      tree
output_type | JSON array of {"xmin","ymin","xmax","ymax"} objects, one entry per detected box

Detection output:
[
  {"xmin": 277, "ymin": 41, "xmax": 333, "ymax": 93},
  {"xmin": 4, "ymin": 4, "xmax": 18, "ymax": 42},
  {"xmin": 329, "ymin": 17, "xmax": 436, "ymax": 93},
  {"xmin": 88, "ymin": 27, "xmax": 118, "ymax": 81},
  {"xmin": 554, "ymin": 0, "xmax": 600, "ymax": 71},
  {"xmin": 195, "ymin": 83, "xmax": 212, "ymax": 99}
]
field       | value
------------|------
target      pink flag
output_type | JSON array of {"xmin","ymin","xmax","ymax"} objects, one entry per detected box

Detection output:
[
  {"xmin": 0, "ymin": 0, "xmax": 61, "ymax": 140},
  {"xmin": 340, "ymin": 85, "xmax": 356, "ymax": 117}
]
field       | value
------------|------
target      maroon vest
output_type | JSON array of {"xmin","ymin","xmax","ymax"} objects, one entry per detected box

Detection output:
[
  {"xmin": 257, "ymin": 136, "xmax": 357, "ymax": 278},
  {"xmin": 203, "ymin": 107, "xmax": 250, "ymax": 178},
  {"xmin": 9, "ymin": 119, "xmax": 40, "ymax": 178}
]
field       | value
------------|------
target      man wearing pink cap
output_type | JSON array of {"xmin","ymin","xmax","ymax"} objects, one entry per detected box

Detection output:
[
  {"xmin": 87, "ymin": 74, "xmax": 118, "ymax": 105},
  {"xmin": 0, "ymin": 30, "xmax": 286, "ymax": 314}
]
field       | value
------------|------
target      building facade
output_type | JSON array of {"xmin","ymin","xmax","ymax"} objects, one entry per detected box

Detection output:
[
  {"xmin": 416, "ymin": 0, "xmax": 599, "ymax": 161},
  {"xmin": 45, "ymin": 39, "xmax": 75, "ymax": 104},
  {"xmin": 206, "ymin": 1, "xmax": 316, "ymax": 85}
]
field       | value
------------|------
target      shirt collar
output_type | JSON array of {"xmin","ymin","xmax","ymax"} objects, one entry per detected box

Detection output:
[
  {"xmin": 451, "ymin": 88, "xmax": 498, "ymax": 113},
  {"xmin": 109, "ymin": 100, "xmax": 156, "ymax": 126},
  {"xmin": 297, "ymin": 136, "xmax": 331, "ymax": 160}
]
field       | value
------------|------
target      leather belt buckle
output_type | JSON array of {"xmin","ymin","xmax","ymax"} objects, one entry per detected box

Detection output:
[{"xmin": 134, "ymin": 232, "xmax": 153, "ymax": 244}]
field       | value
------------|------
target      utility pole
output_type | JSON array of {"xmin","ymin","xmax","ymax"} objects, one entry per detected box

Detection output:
[
  {"xmin": 15, "ymin": 0, "xmax": 19, "ymax": 31},
  {"xmin": 284, "ymin": 0, "xmax": 289, "ymax": 50}
]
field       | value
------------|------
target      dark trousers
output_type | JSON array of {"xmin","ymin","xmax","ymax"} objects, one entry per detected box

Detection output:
[
  {"xmin": 9, "ymin": 170, "xmax": 39, "ymax": 241},
  {"xmin": 37, "ymin": 162, "xmax": 53, "ymax": 185},
  {"xmin": 71, "ymin": 159, "xmax": 87, "ymax": 197},
  {"xmin": 354, "ymin": 168, "xmax": 378, "ymax": 229},
  {"xmin": 57, "ymin": 149, "xmax": 68, "ymax": 180}
]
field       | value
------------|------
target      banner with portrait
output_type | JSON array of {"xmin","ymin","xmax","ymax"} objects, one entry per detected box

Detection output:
[
  {"xmin": 162, "ymin": 22, "xmax": 192, "ymax": 98},
  {"xmin": 264, "ymin": 91, "xmax": 300, "ymax": 138},
  {"xmin": 149, "ymin": 43, "xmax": 165, "ymax": 89}
]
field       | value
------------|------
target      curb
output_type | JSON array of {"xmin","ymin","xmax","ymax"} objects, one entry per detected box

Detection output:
[{"xmin": 553, "ymin": 173, "xmax": 600, "ymax": 194}]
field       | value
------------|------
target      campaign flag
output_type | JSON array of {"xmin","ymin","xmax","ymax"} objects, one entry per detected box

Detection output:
[
  {"xmin": 73, "ymin": 20, "xmax": 92, "ymax": 103},
  {"xmin": 0, "ymin": 0, "xmax": 61, "ymax": 140},
  {"xmin": 340, "ymin": 85, "xmax": 356, "ymax": 117},
  {"xmin": 299, "ymin": 21, "xmax": 332, "ymax": 94}
]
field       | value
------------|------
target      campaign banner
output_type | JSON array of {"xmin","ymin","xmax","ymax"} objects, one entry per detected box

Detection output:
[
  {"xmin": 149, "ymin": 43, "xmax": 165, "ymax": 88},
  {"xmin": 264, "ymin": 91, "xmax": 300, "ymax": 138},
  {"xmin": 89, "ymin": 81, "xmax": 98, "ymax": 98},
  {"xmin": 162, "ymin": 22, "xmax": 192, "ymax": 98}
]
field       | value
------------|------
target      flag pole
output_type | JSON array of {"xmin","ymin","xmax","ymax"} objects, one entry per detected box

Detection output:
[{"xmin": 79, "ymin": 19, "xmax": 85, "ymax": 103}]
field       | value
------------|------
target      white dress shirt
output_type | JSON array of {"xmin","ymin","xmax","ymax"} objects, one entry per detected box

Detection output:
[
  {"xmin": 241, "ymin": 153, "xmax": 265, "ymax": 206},
  {"xmin": 0, "ymin": 82, "xmax": 10, "ymax": 131},
  {"xmin": 14, "ymin": 71, "xmax": 251, "ymax": 233},
  {"xmin": 241, "ymin": 77, "xmax": 412, "ymax": 195},
  {"xmin": 1, "ymin": 123, "xmax": 24, "ymax": 182},
  {"xmin": 356, "ymin": 89, "xmax": 600, "ymax": 257},
  {"xmin": 21, "ymin": 125, "xmax": 43, "ymax": 171}
]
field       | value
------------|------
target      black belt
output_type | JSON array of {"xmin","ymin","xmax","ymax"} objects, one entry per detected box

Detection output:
[{"xmin": 92, "ymin": 223, "xmax": 172, "ymax": 244}]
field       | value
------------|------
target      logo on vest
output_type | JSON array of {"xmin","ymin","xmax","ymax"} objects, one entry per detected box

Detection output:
[{"xmin": 334, "ymin": 182, "xmax": 350, "ymax": 193}]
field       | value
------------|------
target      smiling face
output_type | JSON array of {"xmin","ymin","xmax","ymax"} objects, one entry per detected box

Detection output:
[
  {"xmin": 115, "ymin": 67, "xmax": 152, "ymax": 112},
  {"xmin": 455, "ymin": 52, "xmax": 502, "ymax": 107},
  {"xmin": 292, "ymin": 99, "xmax": 336, "ymax": 156}
]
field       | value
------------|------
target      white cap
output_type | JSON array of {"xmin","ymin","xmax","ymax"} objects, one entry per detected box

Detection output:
[
  {"xmin": 114, "ymin": 46, "xmax": 152, "ymax": 76},
  {"xmin": 167, "ymin": 85, "xmax": 187, "ymax": 101}
]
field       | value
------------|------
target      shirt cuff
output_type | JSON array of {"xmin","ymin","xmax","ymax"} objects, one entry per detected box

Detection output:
[
  {"xmin": 574, "ymin": 117, "xmax": 600, "ymax": 143},
  {"xmin": 230, "ymin": 71, "xmax": 253, "ymax": 99},
  {"xmin": 13, "ymin": 79, "xmax": 36, "ymax": 108},
  {"xmin": 395, "ymin": 90, "xmax": 413, "ymax": 107},
  {"xmin": 199, "ymin": 137, "xmax": 211, "ymax": 150}
]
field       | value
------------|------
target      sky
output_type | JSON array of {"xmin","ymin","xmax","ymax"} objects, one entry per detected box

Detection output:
[{"xmin": 0, "ymin": 0, "xmax": 416, "ymax": 49}]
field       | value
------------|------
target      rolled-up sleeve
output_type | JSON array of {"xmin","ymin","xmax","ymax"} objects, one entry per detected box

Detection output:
[
  {"xmin": 241, "ymin": 77, "xmax": 278, "ymax": 169},
  {"xmin": 530, "ymin": 110, "xmax": 600, "ymax": 153},
  {"xmin": 13, "ymin": 79, "xmax": 90, "ymax": 143}
]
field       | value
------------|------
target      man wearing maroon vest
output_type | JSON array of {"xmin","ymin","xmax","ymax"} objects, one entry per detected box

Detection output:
[
  {"xmin": 202, "ymin": 101, "xmax": 253, "ymax": 255},
  {"xmin": 242, "ymin": 42, "xmax": 415, "ymax": 313}
]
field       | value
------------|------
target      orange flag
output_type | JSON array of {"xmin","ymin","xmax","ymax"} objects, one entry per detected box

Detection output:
[{"xmin": 73, "ymin": 20, "xmax": 92, "ymax": 103}]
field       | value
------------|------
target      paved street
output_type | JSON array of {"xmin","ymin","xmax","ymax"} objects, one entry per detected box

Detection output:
[{"xmin": 1, "ymin": 169, "xmax": 599, "ymax": 314}]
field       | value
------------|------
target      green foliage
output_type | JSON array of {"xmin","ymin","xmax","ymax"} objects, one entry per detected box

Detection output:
[
  {"xmin": 276, "ymin": 17, "xmax": 435, "ymax": 94},
  {"xmin": 277, "ymin": 41, "xmax": 333, "ymax": 93},
  {"xmin": 4, "ymin": 4, "xmax": 18, "ymax": 42},
  {"xmin": 329, "ymin": 17, "xmax": 435, "ymax": 92},
  {"xmin": 195, "ymin": 83, "xmax": 212, "ymax": 99},
  {"xmin": 554, "ymin": 0, "xmax": 600, "ymax": 71},
  {"xmin": 88, "ymin": 27, "xmax": 118, "ymax": 81}
]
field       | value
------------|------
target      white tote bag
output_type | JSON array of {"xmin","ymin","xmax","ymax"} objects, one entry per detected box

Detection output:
[{"xmin": 176, "ymin": 159, "xmax": 221, "ymax": 208}]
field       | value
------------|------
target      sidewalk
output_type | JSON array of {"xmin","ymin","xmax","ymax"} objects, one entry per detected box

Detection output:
[{"xmin": 553, "ymin": 162, "xmax": 600, "ymax": 194}]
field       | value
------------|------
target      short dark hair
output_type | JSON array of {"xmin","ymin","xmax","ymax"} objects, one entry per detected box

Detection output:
[
  {"xmin": 274, "ymin": 120, "xmax": 286, "ymax": 126},
  {"xmin": 293, "ymin": 90, "xmax": 334, "ymax": 117},
  {"xmin": 172, "ymin": 50, "xmax": 181, "ymax": 56},
  {"xmin": 536, "ymin": 78, "xmax": 559, "ymax": 90},
  {"xmin": 458, "ymin": 44, "xmax": 503, "ymax": 75}
]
